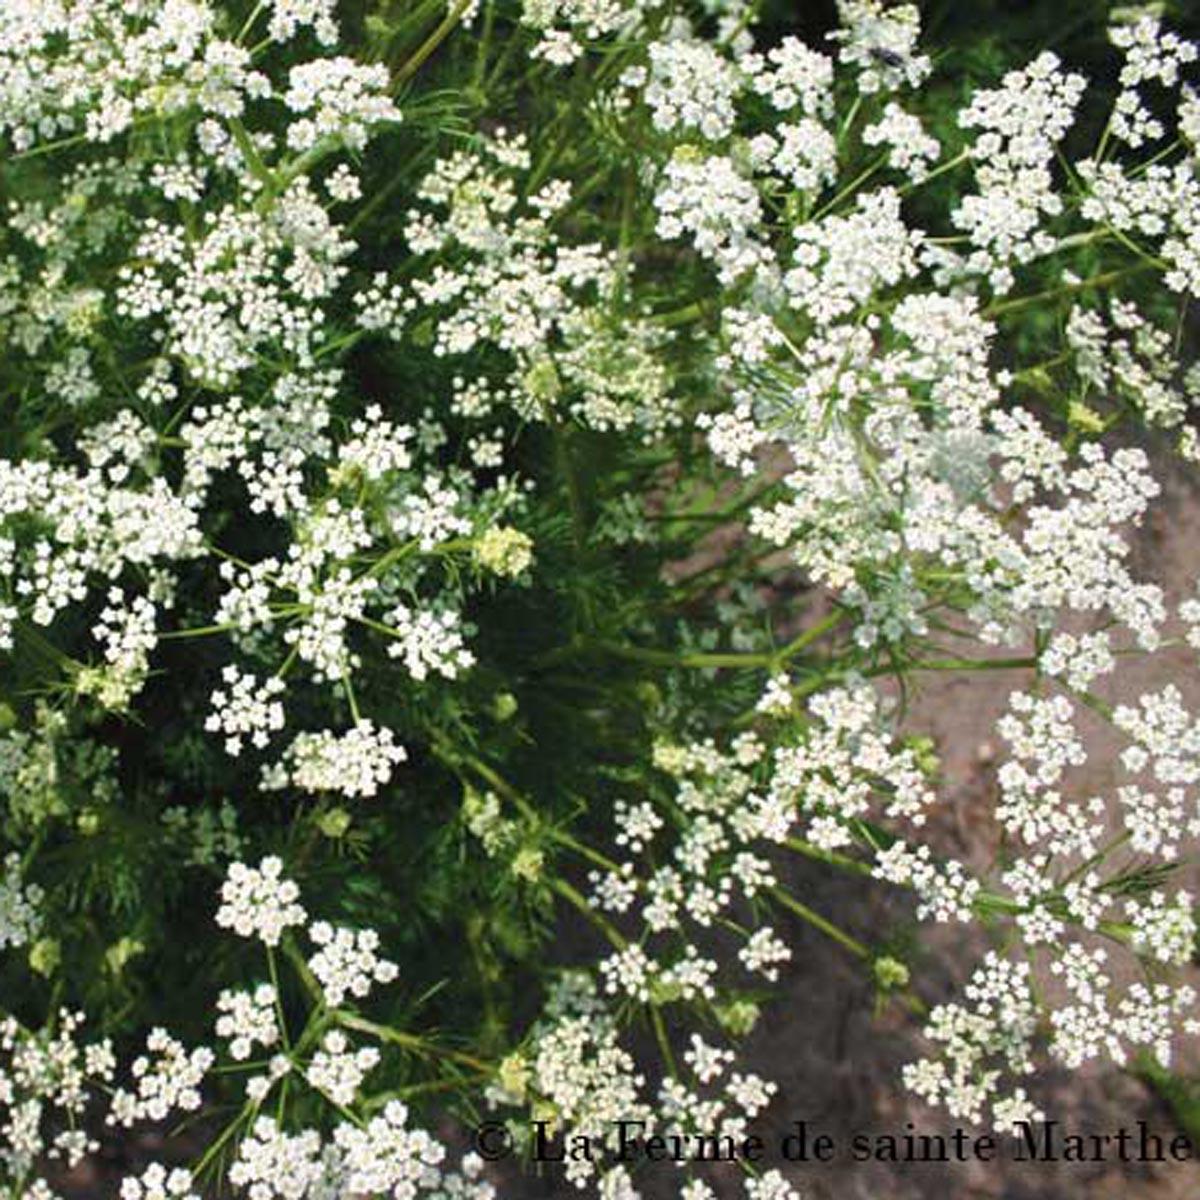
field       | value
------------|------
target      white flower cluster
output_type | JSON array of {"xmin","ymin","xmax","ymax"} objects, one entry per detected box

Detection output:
[
  {"xmin": 0, "ymin": 458, "xmax": 202, "ymax": 640},
  {"xmin": 903, "ymin": 953, "xmax": 1041, "ymax": 1129},
  {"xmin": 1109, "ymin": 15, "xmax": 1198, "ymax": 147},
  {"xmin": 531, "ymin": 1009, "xmax": 652, "ymax": 1187},
  {"xmin": 206, "ymin": 666, "xmax": 287, "ymax": 757},
  {"xmin": 0, "ymin": 0, "xmax": 536, "ymax": 892},
  {"xmin": 120, "ymin": 1164, "xmax": 199, "ymax": 1200},
  {"xmin": 494, "ymin": 976, "xmax": 779, "ymax": 1196},
  {"xmin": 863, "ymin": 101, "xmax": 940, "ymax": 180},
  {"xmin": 215, "ymin": 856, "xmax": 307, "ymax": 946},
  {"xmin": 385, "ymin": 603, "xmax": 476, "ymax": 682},
  {"xmin": 266, "ymin": 720, "xmax": 408, "ymax": 800},
  {"xmin": 0, "ymin": 852, "xmax": 43, "ymax": 951},
  {"xmin": 5, "ymin": 0, "xmax": 1200, "ymax": 1193},
  {"xmin": 778, "ymin": 683, "xmax": 935, "ymax": 847},
  {"xmin": 215, "ymin": 984, "xmax": 280, "ymax": 1061},
  {"xmin": 397, "ymin": 132, "xmax": 680, "ymax": 435},
  {"xmin": 116, "ymin": 183, "xmax": 357, "ymax": 388},
  {"xmin": 645, "ymin": 37, "xmax": 742, "ymax": 141},
  {"xmin": 578, "ymin": 689, "xmax": 935, "ymax": 1066},
  {"xmin": 786, "ymin": 187, "xmax": 922, "ymax": 321},
  {"xmin": 306, "ymin": 1029, "xmax": 380, "ymax": 1105},
  {"xmin": 954, "ymin": 51, "xmax": 1087, "ymax": 288},
  {"xmin": 330, "ymin": 1101, "xmax": 467, "ymax": 1197},
  {"xmin": 109, "ymin": 1029, "xmax": 214, "ymax": 1128},
  {"xmin": 0, "ymin": 1010, "xmax": 115, "ymax": 1177},
  {"xmin": 307, "ymin": 920, "xmax": 400, "ymax": 1007},
  {"xmin": 85, "ymin": 589, "xmax": 159, "ymax": 709},
  {"xmin": 831, "ymin": 0, "xmax": 931, "ymax": 93},
  {"xmin": 228, "ymin": 1106, "xmax": 494, "ymax": 1200},
  {"xmin": 51, "ymin": 864, "xmax": 481, "ymax": 1198},
  {"xmin": 282, "ymin": 58, "xmax": 399, "ymax": 152},
  {"xmin": 227, "ymin": 1119, "xmax": 326, "ymax": 1200},
  {"xmin": 519, "ymin": 0, "xmax": 662, "ymax": 66}
]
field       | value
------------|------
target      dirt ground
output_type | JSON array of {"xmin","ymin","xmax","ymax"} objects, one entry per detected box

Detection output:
[{"xmin": 722, "ymin": 450, "xmax": 1200, "ymax": 1200}]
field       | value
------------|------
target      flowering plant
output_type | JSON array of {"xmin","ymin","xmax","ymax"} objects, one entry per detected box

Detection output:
[{"xmin": 2, "ymin": 0, "xmax": 1200, "ymax": 1196}]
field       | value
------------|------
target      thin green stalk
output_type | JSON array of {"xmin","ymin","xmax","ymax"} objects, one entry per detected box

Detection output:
[
  {"xmin": 785, "ymin": 837, "xmax": 874, "ymax": 878},
  {"xmin": 900, "ymin": 148, "xmax": 973, "ymax": 194},
  {"xmin": 266, "ymin": 946, "xmax": 291, "ymax": 1052},
  {"xmin": 551, "ymin": 877, "xmax": 628, "ymax": 949},
  {"xmin": 772, "ymin": 610, "xmax": 847, "ymax": 665},
  {"xmin": 810, "ymin": 154, "xmax": 888, "ymax": 222},
  {"xmin": 430, "ymin": 736, "xmax": 540, "ymax": 825},
  {"xmin": 650, "ymin": 1005, "xmax": 678, "ymax": 1078},
  {"xmin": 336, "ymin": 1012, "xmax": 491, "ymax": 1072},
  {"xmin": 551, "ymin": 829, "xmax": 624, "ymax": 874},
  {"xmin": 394, "ymin": 0, "xmax": 473, "ymax": 88},
  {"xmin": 984, "ymin": 265, "xmax": 1153, "ymax": 318},
  {"xmin": 769, "ymin": 885, "xmax": 870, "ymax": 959}
]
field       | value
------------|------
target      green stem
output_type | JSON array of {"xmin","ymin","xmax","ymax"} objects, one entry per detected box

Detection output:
[
  {"xmin": 335, "ymin": 1012, "xmax": 491, "ymax": 1072},
  {"xmin": 772, "ymin": 610, "xmax": 846, "ymax": 666},
  {"xmin": 984, "ymin": 265, "xmax": 1153, "ymax": 318},
  {"xmin": 551, "ymin": 878, "xmax": 628, "ymax": 950},
  {"xmin": 430, "ymin": 737, "xmax": 540, "ymax": 825},
  {"xmin": 650, "ymin": 1005, "xmax": 678, "ymax": 1078},
  {"xmin": 394, "ymin": 0, "xmax": 473, "ymax": 88},
  {"xmin": 901, "ymin": 148, "xmax": 973, "ymax": 194},
  {"xmin": 551, "ymin": 829, "xmax": 623, "ymax": 874},
  {"xmin": 228, "ymin": 117, "xmax": 277, "ymax": 195},
  {"xmin": 785, "ymin": 837, "xmax": 874, "ymax": 878},
  {"xmin": 810, "ymin": 154, "xmax": 888, "ymax": 222},
  {"xmin": 266, "ymin": 946, "xmax": 291, "ymax": 1052},
  {"xmin": 770, "ymin": 885, "xmax": 870, "ymax": 959}
]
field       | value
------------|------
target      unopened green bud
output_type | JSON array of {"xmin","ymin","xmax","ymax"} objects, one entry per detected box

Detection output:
[
  {"xmin": 715, "ymin": 999, "xmax": 761, "ymax": 1036},
  {"xmin": 672, "ymin": 143, "xmax": 706, "ymax": 166},
  {"xmin": 318, "ymin": 807, "xmax": 353, "ymax": 838},
  {"xmin": 1068, "ymin": 401, "xmax": 1105, "ymax": 434},
  {"xmin": 906, "ymin": 735, "xmax": 939, "ymax": 776},
  {"xmin": 522, "ymin": 356, "xmax": 560, "ymax": 402},
  {"xmin": 650, "ymin": 977, "xmax": 684, "ymax": 1005},
  {"xmin": 105, "ymin": 937, "xmax": 145, "ymax": 976},
  {"xmin": 511, "ymin": 846, "xmax": 544, "ymax": 882},
  {"xmin": 497, "ymin": 1052, "xmax": 530, "ymax": 1103},
  {"xmin": 874, "ymin": 956, "xmax": 911, "ymax": 991},
  {"xmin": 29, "ymin": 938, "xmax": 61, "ymax": 978}
]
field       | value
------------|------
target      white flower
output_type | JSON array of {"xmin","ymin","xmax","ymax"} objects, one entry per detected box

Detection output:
[
  {"xmin": 229, "ymin": 1118, "xmax": 325, "ymax": 1200},
  {"xmin": 215, "ymin": 985, "xmax": 280, "ymax": 1060},
  {"xmin": 0, "ymin": 853, "xmax": 43, "ymax": 951},
  {"xmin": 283, "ymin": 58, "xmax": 401, "ymax": 152},
  {"xmin": 331, "ymin": 1099, "xmax": 449, "ymax": 1196},
  {"xmin": 645, "ymin": 39, "xmax": 741, "ymax": 141},
  {"xmin": 109, "ymin": 1029, "xmax": 214, "ymax": 1128},
  {"xmin": 384, "ymin": 603, "xmax": 475, "ymax": 682},
  {"xmin": 306, "ymin": 1030, "xmax": 379, "ymax": 1105},
  {"xmin": 215, "ymin": 857, "xmax": 307, "ymax": 947},
  {"xmin": 269, "ymin": 721, "xmax": 408, "ymax": 799},
  {"xmin": 205, "ymin": 666, "xmax": 286, "ymax": 757},
  {"xmin": 120, "ymin": 1164, "xmax": 199, "ymax": 1200},
  {"xmin": 739, "ymin": 926, "xmax": 791, "ymax": 981},
  {"xmin": 307, "ymin": 921, "xmax": 399, "ymax": 1007}
]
